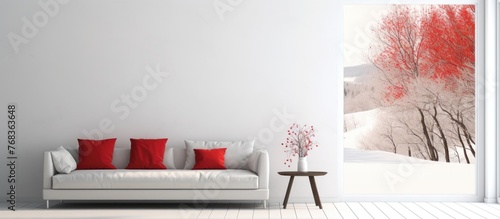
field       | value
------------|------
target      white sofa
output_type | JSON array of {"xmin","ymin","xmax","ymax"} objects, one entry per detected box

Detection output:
[{"xmin": 43, "ymin": 147, "xmax": 269, "ymax": 208}]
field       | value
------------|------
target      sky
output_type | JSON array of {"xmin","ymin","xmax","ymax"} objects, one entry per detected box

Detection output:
[{"xmin": 343, "ymin": 5, "xmax": 389, "ymax": 67}]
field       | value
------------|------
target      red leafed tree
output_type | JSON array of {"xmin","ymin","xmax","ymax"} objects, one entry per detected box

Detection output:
[
  {"xmin": 370, "ymin": 5, "xmax": 475, "ymax": 163},
  {"xmin": 421, "ymin": 6, "xmax": 475, "ymax": 80},
  {"xmin": 371, "ymin": 5, "xmax": 428, "ymax": 101},
  {"xmin": 372, "ymin": 5, "xmax": 475, "ymax": 100}
]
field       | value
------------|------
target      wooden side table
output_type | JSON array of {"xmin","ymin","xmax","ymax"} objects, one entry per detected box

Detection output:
[{"xmin": 278, "ymin": 171, "xmax": 327, "ymax": 209}]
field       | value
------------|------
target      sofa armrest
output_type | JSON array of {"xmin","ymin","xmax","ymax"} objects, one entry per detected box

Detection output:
[
  {"xmin": 247, "ymin": 149, "xmax": 269, "ymax": 189},
  {"xmin": 43, "ymin": 151, "xmax": 56, "ymax": 190}
]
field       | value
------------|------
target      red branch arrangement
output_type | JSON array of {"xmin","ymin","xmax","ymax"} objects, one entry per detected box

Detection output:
[{"xmin": 282, "ymin": 123, "xmax": 318, "ymax": 167}]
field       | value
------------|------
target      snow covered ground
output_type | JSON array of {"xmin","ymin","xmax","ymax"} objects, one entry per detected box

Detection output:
[
  {"xmin": 344, "ymin": 109, "xmax": 380, "ymax": 149},
  {"xmin": 343, "ymin": 86, "xmax": 476, "ymax": 195},
  {"xmin": 344, "ymin": 148, "xmax": 476, "ymax": 195},
  {"xmin": 343, "ymin": 112, "xmax": 477, "ymax": 195}
]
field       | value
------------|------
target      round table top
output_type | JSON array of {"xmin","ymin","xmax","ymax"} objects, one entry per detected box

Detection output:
[{"xmin": 278, "ymin": 171, "xmax": 327, "ymax": 176}]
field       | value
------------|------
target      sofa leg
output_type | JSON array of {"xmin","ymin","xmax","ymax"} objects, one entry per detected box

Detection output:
[
  {"xmin": 262, "ymin": 200, "xmax": 267, "ymax": 209},
  {"xmin": 46, "ymin": 200, "xmax": 49, "ymax": 209}
]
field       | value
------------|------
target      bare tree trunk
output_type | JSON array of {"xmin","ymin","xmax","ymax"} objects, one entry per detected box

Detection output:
[
  {"xmin": 408, "ymin": 146, "xmax": 412, "ymax": 157},
  {"xmin": 431, "ymin": 106, "xmax": 450, "ymax": 162},
  {"xmin": 382, "ymin": 123, "xmax": 398, "ymax": 154},
  {"xmin": 440, "ymin": 106, "xmax": 475, "ymax": 157},
  {"xmin": 392, "ymin": 140, "xmax": 397, "ymax": 154},
  {"xmin": 460, "ymin": 114, "xmax": 475, "ymax": 157},
  {"xmin": 406, "ymin": 122, "xmax": 430, "ymax": 157},
  {"xmin": 454, "ymin": 145, "xmax": 461, "ymax": 163},
  {"xmin": 456, "ymin": 124, "xmax": 470, "ymax": 164},
  {"xmin": 465, "ymin": 135, "xmax": 475, "ymax": 157},
  {"xmin": 418, "ymin": 108, "xmax": 438, "ymax": 161},
  {"xmin": 416, "ymin": 146, "xmax": 427, "ymax": 160}
]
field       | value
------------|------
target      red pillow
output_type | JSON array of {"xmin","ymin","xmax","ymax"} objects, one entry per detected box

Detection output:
[
  {"xmin": 192, "ymin": 148, "xmax": 227, "ymax": 170},
  {"xmin": 77, "ymin": 138, "xmax": 117, "ymax": 169},
  {"xmin": 126, "ymin": 138, "xmax": 168, "ymax": 169}
]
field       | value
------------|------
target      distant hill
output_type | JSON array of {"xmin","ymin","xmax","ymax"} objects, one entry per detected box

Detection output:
[
  {"xmin": 344, "ymin": 64, "xmax": 378, "ymax": 78},
  {"xmin": 344, "ymin": 64, "xmax": 379, "ymax": 113}
]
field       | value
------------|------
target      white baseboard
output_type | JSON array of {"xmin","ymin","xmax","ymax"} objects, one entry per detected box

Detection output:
[
  {"xmin": 4, "ymin": 196, "xmax": 489, "ymax": 203},
  {"xmin": 5, "ymin": 196, "xmax": 340, "ymax": 204},
  {"xmin": 342, "ymin": 195, "xmax": 483, "ymax": 202},
  {"xmin": 484, "ymin": 197, "xmax": 497, "ymax": 203}
]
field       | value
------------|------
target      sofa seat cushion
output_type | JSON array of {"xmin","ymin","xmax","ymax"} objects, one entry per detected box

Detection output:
[{"xmin": 52, "ymin": 169, "xmax": 258, "ymax": 190}]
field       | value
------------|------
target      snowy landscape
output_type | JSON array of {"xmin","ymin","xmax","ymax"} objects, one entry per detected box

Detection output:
[
  {"xmin": 343, "ymin": 4, "xmax": 476, "ymax": 195},
  {"xmin": 344, "ymin": 64, "xmax": 476, "ymax": 164},
  {"xmin": 343, "ymin": 65, "xmax": 476, "ymax": 195}
]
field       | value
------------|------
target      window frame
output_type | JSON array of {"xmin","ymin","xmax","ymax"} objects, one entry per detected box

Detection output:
[{"xmin": 340, "ymin": 0, "xmax": 487, "ymax": 202}]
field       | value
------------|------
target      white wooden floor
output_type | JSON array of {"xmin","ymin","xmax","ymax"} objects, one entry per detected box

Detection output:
[{"xmin": 1, "ymin": 202, "xmax": 500, "ymax": 219}]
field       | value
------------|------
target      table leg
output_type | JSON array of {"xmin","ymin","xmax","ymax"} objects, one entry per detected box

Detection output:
[
  {"xmin": 309, "ymin": 176, "xmax": 323, "ymax": 209},
  {"xmin": 283, "ymin": 176, "xmax": 295, "ymax": 209},
  {"xmin": 308, "ymin": 176, "xmax": 319, "ymax": 206}
]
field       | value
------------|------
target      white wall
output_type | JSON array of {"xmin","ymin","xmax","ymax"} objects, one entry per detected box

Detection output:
[
  {"xmin": 496, "ymin": 0, "xmax": 500, "ymax": 204},
  {"xmin": 0, "ymin": 0, "xmax": 342, "ymax": 202}
]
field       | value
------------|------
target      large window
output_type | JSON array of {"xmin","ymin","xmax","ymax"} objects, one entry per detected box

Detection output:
[{"xmin": 343, "ymin": 3, "xmax": 479, "ymax": 197}]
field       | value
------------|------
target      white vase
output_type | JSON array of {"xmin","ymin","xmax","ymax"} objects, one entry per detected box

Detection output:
[{"xmin": 297, "ymin": 157, "xmax": 308, "ymax": 172}]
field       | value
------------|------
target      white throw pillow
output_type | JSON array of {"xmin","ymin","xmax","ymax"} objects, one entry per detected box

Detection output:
[
  {"xmin": 184, "ymin": 140, "xmax": 254, "ymax": 169},
  {"xmin": 51, "ymin": 146, "xmax": 77, "ymax": 174},
  {"xmin": 165, "ymin": 147, "xmax": 176, "ymax": 169},
  {"xmin": 246, "ymin": 149, "xmax": 261, "ymax": 173}
]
